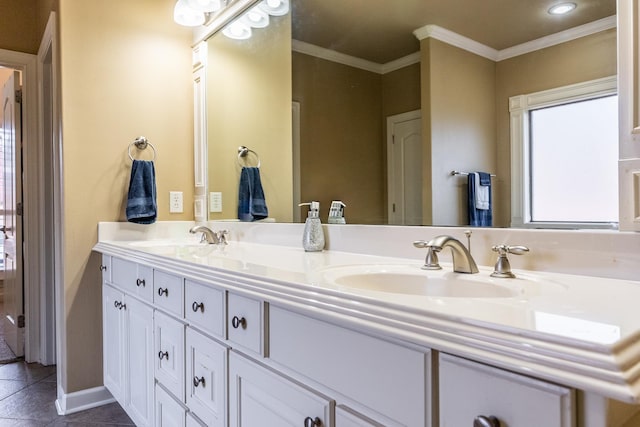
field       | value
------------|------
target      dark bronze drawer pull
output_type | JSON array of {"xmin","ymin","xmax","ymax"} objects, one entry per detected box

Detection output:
[
  {"xmin": 193, "ymin": 376, "xmax": 205, "ymax": 387},
  {"xmin": 157, "ymin": 287, "xmax": 168, "ymax": 297},
  {"xmin": 158, "ymin": 351, "xmax": 169, "ymax": 360},
  {"xmin": 136, "ymin": 278, "xmax": 146, "ymax": 287},
  {"xmin": 231, "ymin": 315, "xmax": 246, "ymax": 329},
  {"xmin": 192, "ymin": 301, "xmax": 204, "ymax": 313}
]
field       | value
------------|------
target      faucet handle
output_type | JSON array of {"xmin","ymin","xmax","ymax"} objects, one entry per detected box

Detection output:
[
  {"xmin": 413, "ymin": 240, "xmax": 442, "ymax": 270},
  {"xmin": 216, "ymin": 230, "xmax": 229, "ymax": 245},
  {"xmin": 490, "ymin": 245, "xmax": 529, "ymax": 278}
]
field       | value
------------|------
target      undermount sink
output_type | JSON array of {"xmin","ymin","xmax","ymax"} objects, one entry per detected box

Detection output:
[
  {"xmin": 128, "ymin": 239, "xmax": 203, "ymax": 248},
  {"xmin": 319, "ymin": 264, "xmax": 561, "ymax": 298}
]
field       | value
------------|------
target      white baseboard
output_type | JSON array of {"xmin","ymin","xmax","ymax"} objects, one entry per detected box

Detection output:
[{"xmin": 55, "ymin": 385, "xmax": 116, "ymax": 415}]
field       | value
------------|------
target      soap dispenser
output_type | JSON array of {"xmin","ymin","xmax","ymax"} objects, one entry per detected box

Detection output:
[
  {"xmin": 327, "ymin": 201, "xmax": 346, "ymax": 224},
  {"xmin": 298, "ymin": 201, "xmax": 325, "ymax": 252}
]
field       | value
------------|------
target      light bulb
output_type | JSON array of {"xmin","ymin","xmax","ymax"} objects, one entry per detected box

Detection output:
[
  {"xmin": 548, "ymin": 2, "xmax": 577, "ymax": 15},
  {"xmin": 174, "ymin": 0, "xmax": 205, "ymax": 26},
  {"xmin": 245, "ymin": 6, "xmax": 269, "ymax": 28},
  {"xmin": 223, "ymin": 19, "xmax": 252, "ymax": 40},
  {"xmin": 186, "ymin": 0, "xmax": 222, "ymax": 13},
  {"xmin": 258, "ymin": 0, "xmax": 289, "ymax": 16}
]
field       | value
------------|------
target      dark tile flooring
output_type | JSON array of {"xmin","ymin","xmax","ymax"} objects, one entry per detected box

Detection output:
[{"xmin": 0, "ymin": 361, "xmax": 134, "ymax": 426}]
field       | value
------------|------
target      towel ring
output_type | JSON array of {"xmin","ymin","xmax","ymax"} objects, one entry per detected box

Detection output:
[
  {"xmin": 128, "ymin": 136, "xmax": 157, "ymax": 161},
  {"xmin": 237, "ymin": 146, "xmax": 260, "ymax": 168}
]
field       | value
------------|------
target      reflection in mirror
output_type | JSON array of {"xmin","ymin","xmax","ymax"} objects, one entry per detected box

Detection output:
[{"xmin": 206, "ymin": 0, "xmax": 617, "ymax": 228}]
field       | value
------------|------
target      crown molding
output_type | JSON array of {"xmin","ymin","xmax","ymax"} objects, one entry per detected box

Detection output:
[
  {"xmin": 414, "ymin": 15, "xmax": 617, "ymax": 62},
  {"xmin": 292, "ymin": 15, "xmax": 617, "ymax": 73},
  {"xmin": 497, "ymin": 15, "xmax": 617, "ymax": 61},
  {"xmin": 292, "ymin": 39, "xmax": 420, "ymax": 74},
  {"xmin": 413, "ymin": 25, "xmax": 499, "ymax": 60}
]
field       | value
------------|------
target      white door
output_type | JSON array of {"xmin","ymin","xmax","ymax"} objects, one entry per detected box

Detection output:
[
  {"xmin": 1, "ymin": 71, "xmax": 24, "ymax": 357},
  {"xmin": 387, "ymin": 111, "xmax": 422, "ymax": 225}
]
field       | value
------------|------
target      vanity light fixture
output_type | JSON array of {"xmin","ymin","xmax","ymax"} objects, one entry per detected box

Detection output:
[
  {"xmin": 548, "ymin": 2, "xmax": 577, "ymax": 15},
  {"xmin": 221, "ymin": 0, "xmax": 289, "ymax": 39},
  {"xmin": 258, "ymin": 0, "xmax": 289, "ymax": 17},
  {"xmin": 174, "ymin": 0, "xmax": 206, "ymax": 26},
  {"xmin": 222, "ymin": 18, "xmax": 253, "ymax": 40},
  {"xmin": 186, "ymin": 0, "xmax": 222, "ymax": 12},
  {"xmin": 245, "ymin": 5, "xmax": 270, "ymax": 28}
]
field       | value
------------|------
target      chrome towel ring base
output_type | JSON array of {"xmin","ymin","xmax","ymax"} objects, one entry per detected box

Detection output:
[
  {"xmin": 237, "ymin": 145, "xmax": 261, "ymax": 168},
  {"xmin": 128, "ymin": 136, "xmax": 157, "ymax": 161}
]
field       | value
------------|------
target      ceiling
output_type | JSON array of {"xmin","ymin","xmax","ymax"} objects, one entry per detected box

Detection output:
[{"xmin": 291, "ymin": 0, "xmax": 616, "ymax": 64}]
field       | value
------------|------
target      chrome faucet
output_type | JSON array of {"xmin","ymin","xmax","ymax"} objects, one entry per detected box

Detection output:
[
  {"xmin": 189, "ymin": 225, "xmax": 228, "ymax": 245},
  {"xmin": 420, "ymin": 235, "xmax": 479, "ymax": 274}
]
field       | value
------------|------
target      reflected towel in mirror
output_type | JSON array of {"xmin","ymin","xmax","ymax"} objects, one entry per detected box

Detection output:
[
  {"xmin": 238, "ymin": 166, "xmax": 268, "ymax": 221},
  {"xmin": 468, "ymin": 172, "xmax": 492, "ymax": 227}
]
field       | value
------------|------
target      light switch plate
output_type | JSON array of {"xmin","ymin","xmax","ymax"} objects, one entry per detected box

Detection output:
[
  {"xmin": 210, "ymin": 192, "xmax": 222, "ymax": 212},
  {"xmin": 169, "ymin": 191, "xmax": 183, "ymax": 213}
]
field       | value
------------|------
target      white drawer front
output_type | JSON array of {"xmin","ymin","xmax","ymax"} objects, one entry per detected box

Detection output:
[
  {"xmin": 269, "ymin": 306, "xmax": 428, "ymax": 427},
  {"xmin": 336, "ymin": 405, "xmax": 385, "ymax": 427},
  {"xmin": 185, "ymin": 280, "xmax": 224, "ymax": 338},
  {"xmin": 156, "ymin": 384, "xmax": 186, "ymax": 427},
  {"xmin": 439, "ymin": 353, "xmax": 575, "ymax": 427},
  {"xmin": 186, "ymin": 328, "xmax": 227, "ymax": 427},
  {"xmin": 155, "ymin": 311, "xmax": 186, "ymax": 402},
  {"xmin": 227, "ymin": 293, "xmax": 264, "ymax": 356},
  {"xmin": 154, "ymin": 270, "xmax": 184, "ymax": 317},
  {"xmin": 111, "ymin": 257, "xmax": 153, "ymax": 302}
]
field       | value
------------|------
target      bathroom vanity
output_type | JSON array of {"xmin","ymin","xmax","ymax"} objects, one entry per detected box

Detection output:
[{"xmin": 94, "ymin": 222, "xmax": 640, "ymax": 427}]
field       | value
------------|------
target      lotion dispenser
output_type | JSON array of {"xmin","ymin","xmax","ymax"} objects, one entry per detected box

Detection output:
[{"xmin": 299, "ymin": 201, "xmax": 325, "ymax": 252}]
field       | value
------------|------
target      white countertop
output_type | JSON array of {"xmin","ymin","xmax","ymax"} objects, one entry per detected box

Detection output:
[{"xmin": 93, "ymin": 237, "xmax": 640, "ymax": 404}]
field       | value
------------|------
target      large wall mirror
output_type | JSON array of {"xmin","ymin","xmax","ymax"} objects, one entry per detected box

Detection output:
[{"xmin": 203, "ymin": 0, "xmax": 617, "ymax": 228}]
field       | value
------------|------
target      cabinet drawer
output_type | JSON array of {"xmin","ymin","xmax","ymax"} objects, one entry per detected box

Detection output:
[
  {"xmin": 227, "ymin": 293, "xmax": 265, "ymax": 356},
  {"xmin": 155, "ymin": 311, "xmax": 185, "ymax": 402},
  {"xmin": 156, "ymin": 384, "xmax": 186, "ymax": 427},
  {"xmin": 439, "ymin": 353, "xmax": 574, "ymax": 427},
  {"xmin": 185, "ymin": 280, "xmax": 224, "ymax": 338},
  {"xmin": 336, "ymin": 405, "xmax": 385, "ymax": 427},
  {"xmin": 154, "ymin": 270, "xmax": 184, "ymax": 317},
  {"xmin": 229, "ymin": 352, "xmax": 332, "ymax": 427},
  {"xmin": 269, "ymin": 306, "xmax": 428, "ymax": 426},
  {"xmin": 112, "ymin": 257, "xmax": 153, "ymax": 302}
]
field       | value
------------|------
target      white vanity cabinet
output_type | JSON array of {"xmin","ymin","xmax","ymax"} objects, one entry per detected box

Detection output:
[
  {"xmin": 228, "ymin": 351, "xmax": 332, "ymax": 427},
  {"xmin": 439, "ymin": 353, "xmax": 575, "ymax": 427},
  {"xmin": 101, "ymin": 281, "xmax": 154, "ymax": 427}
]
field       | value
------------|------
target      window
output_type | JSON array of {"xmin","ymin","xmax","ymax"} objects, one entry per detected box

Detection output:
[{"xmin": 510, "ymin": 76, "xmax": 618, "ymax": 229}]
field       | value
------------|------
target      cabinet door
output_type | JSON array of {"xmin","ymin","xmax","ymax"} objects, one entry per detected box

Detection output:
[
  {"xmin": 102, "ymin": 284, "xmax": 124, "ymax": 402},
  {"xmin": 439, "ymin": 353, "xmax": 574, "ymax": 427},
  {"xmin": 156, "ymin": 384, "xmax": 186, "ymax": 427},
  {"xmin": 125, "ymin": 297, "xmax": 154, "ymax": 427},
  {"xmin": 155, "ymin": 311, "xmax": 185, "ymax": 402},
  {"xmin": 186, "ymin": 327, "xmax": 227, "ymax": 427},
  {"xmin": 229, "ymin": 352, "xmax": 332, "ymax": 427}
]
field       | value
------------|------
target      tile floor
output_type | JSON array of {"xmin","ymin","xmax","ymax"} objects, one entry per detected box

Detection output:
[{"xmin": 0, "ymin": 361, "xmax": 134, "ymax": 426}]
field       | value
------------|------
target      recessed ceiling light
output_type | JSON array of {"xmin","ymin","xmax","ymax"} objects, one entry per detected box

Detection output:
[{"xmin": 548, "ymin": 2, "xmax": 577, "ymax": 15}]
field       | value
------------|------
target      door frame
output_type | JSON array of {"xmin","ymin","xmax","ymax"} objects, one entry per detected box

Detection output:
[{"xmin": 0, "ymin": 48, "xmax": 39, "ymax": 362}]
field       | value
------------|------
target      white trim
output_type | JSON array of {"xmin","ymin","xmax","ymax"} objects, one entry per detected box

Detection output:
[
  {"xmin": 413, "ymin": 16, "xmax": 617, "ymax": 62},
  {"xmin": 55, "ymin": 385, "xmax": 116, "ymax": 416},
  {"xmin": 292, "ymin": 101, "xmax": 301, "ymax": 223},
  {"xmin": 413, "ymin": 25, "xmax": 498, "ymax": 61},
  {"xmin": 193, "ymin": 41, "xmax": 208, "ymax": 222},
  {"xmin": 498, "ymin": 15, "xmax": 617, "ymax": 61},
  {"xmin": 37, "ymin": 11, "xmax": 59, "ymax": 367},
  {"xmin": 292, "ymin": 39, "xmax": 420, "ymax": 75},
  {"xmin": 509, "ymin": 76, "xmax": 618, "ymax": 228}
]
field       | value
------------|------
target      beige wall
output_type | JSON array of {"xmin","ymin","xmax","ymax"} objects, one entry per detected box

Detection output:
[
  {"xmin": 207, "ymin": 14, "xmax": 292, "ymax": 222},
  {"xmin": 293, "ymin": 54, "xmax": 420, "ymax": 224},
  {"xmin": 58, "ymin": 0, "xmax": 193, "ymax": 392},
  {"xmin": 421, "ymin": 38, "xmax": 497, "ymax": 226},
  {"xmin": 495, "ymin": 28, "xmax": 617, "ymax": 226}
]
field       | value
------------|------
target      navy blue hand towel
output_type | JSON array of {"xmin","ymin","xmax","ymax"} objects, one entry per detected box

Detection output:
[
  {"xmin": 238, "ymin": 166, "xmax": 268, "ymax": 222},
  {"xmin": 468, "ymin": 172, "xmax": 492, "ymax": 227},
  {"xmin": 126, "ymin": 160, "xmax": 157, "ymax": 224}
]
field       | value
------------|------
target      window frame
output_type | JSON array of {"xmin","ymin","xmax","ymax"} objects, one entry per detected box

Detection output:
[{"xmin": 509, "ymin": 75, "xmax": 618, "ymax": 229}]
